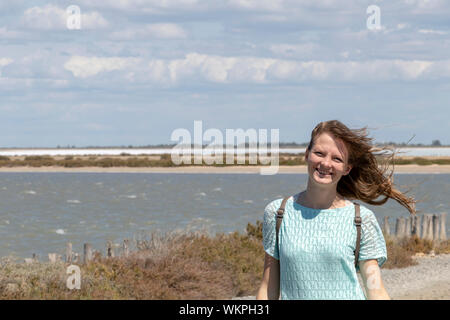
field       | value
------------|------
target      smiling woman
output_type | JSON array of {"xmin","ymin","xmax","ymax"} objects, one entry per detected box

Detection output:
[{"xmin": 257, "ymin": 120, "xmax": 417, "ymax": 300}]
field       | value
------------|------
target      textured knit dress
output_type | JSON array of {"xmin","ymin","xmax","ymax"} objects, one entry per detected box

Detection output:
[{"xmin": 262, "ymin": 194, "xmax": 387, "ymax": 300}]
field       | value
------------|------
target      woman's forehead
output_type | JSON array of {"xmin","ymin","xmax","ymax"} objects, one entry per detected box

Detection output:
[{"xmin": 313, "ymin": 133, "xmax": 349, "ymax": 157}]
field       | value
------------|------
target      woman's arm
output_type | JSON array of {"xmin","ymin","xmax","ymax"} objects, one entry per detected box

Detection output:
[
  {"xmin": 256, "ymin": 253, "xmax": 280, "ymax": 300},
  {"xmin": 359, "ymin": 259, "xmax": 391, "ymax": 300}
]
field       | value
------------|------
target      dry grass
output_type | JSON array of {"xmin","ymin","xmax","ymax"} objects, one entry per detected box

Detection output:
[
  {"xmin": 0, "ymin": 225, "xmax": 263, "ymax": 300},
  {"xmin": 0, "ymin": 222, "xmax": 448, "ymax": 299},
  {"xmin": 382, "ymin": 234, "xmax": 450, "ymax": 269}
]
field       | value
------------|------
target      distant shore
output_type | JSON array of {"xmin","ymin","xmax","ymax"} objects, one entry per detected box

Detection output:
[{"xmin": 1, "ymin": 164, "xmax": 450, "ymax": 174}]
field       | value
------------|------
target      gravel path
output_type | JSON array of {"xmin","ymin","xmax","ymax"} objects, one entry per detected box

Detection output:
[
  {"xmin": 233, "ymin": 253, "xmax": 450, "ymax": 300},
  {"xmin": 372, "ymin": 253, "xmax": 450, "ymax": 300}
]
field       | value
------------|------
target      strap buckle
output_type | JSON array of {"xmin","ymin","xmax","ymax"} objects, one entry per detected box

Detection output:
[
  {"xmin": 354, "ymin": 216, "xmax": 362, "ymax": 226},
  {"xmin": 276, "ymin": 208, "xmax": 285, "ymax": 219}
]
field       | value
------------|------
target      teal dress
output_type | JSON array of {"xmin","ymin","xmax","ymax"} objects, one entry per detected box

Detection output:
[{"xmin": 262, "ymin": 194, "xmax": 387, "ymax": 300}]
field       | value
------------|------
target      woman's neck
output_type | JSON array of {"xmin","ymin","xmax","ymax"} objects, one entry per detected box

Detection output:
[{"xmin": 296, "ymin": 186, "xmax": 347, "ymax": 209}]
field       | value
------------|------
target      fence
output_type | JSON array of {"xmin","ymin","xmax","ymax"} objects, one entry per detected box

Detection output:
[
  {"xmin": 24, "ymin": 239, "xmax": 133, "ymax": 265},
  {"xmin": 382, "ymin": 212, "xmax": 447, "ymax": 241},
  {"xmin": 22, "ymin": 213, "xmax": 448, "ymax": 264}
]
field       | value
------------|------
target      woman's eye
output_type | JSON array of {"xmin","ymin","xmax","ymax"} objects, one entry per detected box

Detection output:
[{"xmin": 334, "ymin": 158, "xmax": 342, "ymax": 162}]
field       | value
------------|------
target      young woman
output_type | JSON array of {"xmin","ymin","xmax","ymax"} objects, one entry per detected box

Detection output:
[{"xmin": 256, "ymin": 120, "xmax": 416, "ymax": 300}]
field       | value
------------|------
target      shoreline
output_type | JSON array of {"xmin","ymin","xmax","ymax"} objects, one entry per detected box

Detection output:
[{"xmin": 0, "ymin": 164, "xmax": 450, "ymax": 174}]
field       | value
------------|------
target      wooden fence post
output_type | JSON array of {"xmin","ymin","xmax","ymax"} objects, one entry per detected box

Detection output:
[
  {"xmin": 107, "ymin": 241, "xmax": 115, "ymax": 258},
  {"xmin": 411, "ymin": 215, "xmax": 421, "ymax": 238},
  {"xmin": 48, "ymin": 253, "xmax": 60, "ymax": 263},
  {"xmin": 405, "ymin": 217, "xmax": 412, "ymax": 237},
  {"xmin": 395, "ymin": 217, "xmax": 406, "ymax": 238},
  {"xmin": 66, "ymin": 242, "xmax": 72, "ymax": 263},
  {"xmin": 422, "ymin": 214, "xmax": 429, "ymax": 240},
  {"xmin": 383, "ymin": 216, "xmax": 390, "ymax": 236},
  {"xmin": 123, "ymin": 239, "xmax": 129, "ymax": 258},
  {"xmin": 424, "ymin": 214, "xmax": 434, "ymax": 241},
  {"xmin": 84, "ymin": 243, "xmax": 93, "ymax": 264},
  {"xmin": 439, "ymin": 213, "xmax": 447, "ymax": 241},
  {"xmin": 433, "ymin": 214, "xmax": 440, "ymax": 241}
]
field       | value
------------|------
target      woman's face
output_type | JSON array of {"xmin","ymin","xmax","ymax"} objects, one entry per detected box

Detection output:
[{"xmin": 305, "ymin": 132, "xmax": 352, "ymax": 187}]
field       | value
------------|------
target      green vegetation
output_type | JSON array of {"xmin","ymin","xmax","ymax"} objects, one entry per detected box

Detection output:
[
  {"xmin": 0, "ymin": 221, "xmax": 448, "ymax": 299},
  {"xmin": 1, "ymin": 154, "xmax": 449, "ymax": 168}
]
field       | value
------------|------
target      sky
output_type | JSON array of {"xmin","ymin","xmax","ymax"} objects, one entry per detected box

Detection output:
[{"xmin": 0, "ymin": 0, "xmax": 449, "ymax": 148}]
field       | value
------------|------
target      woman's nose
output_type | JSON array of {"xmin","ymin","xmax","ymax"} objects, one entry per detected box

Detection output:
[{"xmin": 320, "ymin": 158, "xmax": 332, "ymax": 168}]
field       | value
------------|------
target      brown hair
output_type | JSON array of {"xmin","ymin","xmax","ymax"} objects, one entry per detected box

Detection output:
[{"xmin": 306, "ymin": 120, "xmax": 416, "ymax": 215}]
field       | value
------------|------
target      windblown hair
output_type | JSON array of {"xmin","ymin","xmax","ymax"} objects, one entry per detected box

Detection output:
[{"xmin": 307, "ymin": 120, "xmax": 416, "ymax": 215}]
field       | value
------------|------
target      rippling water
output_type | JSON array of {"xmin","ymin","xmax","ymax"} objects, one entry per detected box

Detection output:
[{"xmin": 0, "ymin": 173, "xmax": 448, "ymax": 259}]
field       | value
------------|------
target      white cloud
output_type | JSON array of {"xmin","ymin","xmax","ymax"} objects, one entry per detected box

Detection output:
[
  {"xmin": 396, "ymin": 23, "xmax": 410, "ymax": 30},
  {"xmin": 160, "ymin": 53, "xmax": 276, "ymax": 84},
  {"xmin": 144, "ymin": 53, "xmax": 448, "ymax": 85},
  {"xmin": 110, "ymin": 23, "xmax": 187, "ymax": 40},
  {"xmin": 267, "ymin": 59, "xmax": 437, "ymax": 82},
  {"xmin": 21, "ymin": 4, "xmax": 108, "ymax": 30},
  {"xmin": 77, "ymin": 0, "xmax": 202, "ymax": 12},
  {"xmin": 64, "ymin": 56, "xmax": 139, "ymax": 78},
  {"xmin": 227, "ymin": 0, "xmax": 285, "ymax": 11},
  {"xmin": 75, "ymin": 0, "xmax": 361, "ymax": 14},
  {"xmin": 418, "ymin": 29, "xmax": 447, "ymax": 35},
  {"xmin": 0, "ymin": 58, "xmax": 13, "ymax": 67},
  {"xmin": 0, "ymin": 57, "xmax": 13, "ymax": 78},
  {"xmin": 9, "ymin": 51, "xmax": 450, "ymax": 86},
  {"xmin": 226, "ymin": 0, "xmax": 354, "ymax": 11},
  {"xmin": 404, "ymin": 0, "xmax": 448, "ymax": 9},
  {"xmin": 59, "ymin": 53, "xmax": 449, "ymax": 85}
]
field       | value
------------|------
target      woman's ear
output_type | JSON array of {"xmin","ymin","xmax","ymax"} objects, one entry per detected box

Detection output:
[{"xmin": 344, "ymin": 165, "xmax": 352, "ymax": 176}]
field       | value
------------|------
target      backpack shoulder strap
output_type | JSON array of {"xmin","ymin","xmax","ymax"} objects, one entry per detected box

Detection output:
[
  {"xmin": 353, "ymin": 202, "xmax": 362, "ymax": 269},
  {"xmin": 276, "ymin": 196, "xmax": 291, "ymax": 248}
]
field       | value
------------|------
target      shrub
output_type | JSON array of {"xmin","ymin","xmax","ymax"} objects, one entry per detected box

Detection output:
[
  {"xmin": 382, "ymin": 236, "xmax": 418, "ymax": 269},
  {"xmin": 412, "ymin": 157, "xmax": 432, "ymax": 165}
]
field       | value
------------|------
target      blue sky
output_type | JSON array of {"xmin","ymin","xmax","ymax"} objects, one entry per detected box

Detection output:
[{"xmin": 0, "ymin": 0, "xmax": 449, "ymax": 147}]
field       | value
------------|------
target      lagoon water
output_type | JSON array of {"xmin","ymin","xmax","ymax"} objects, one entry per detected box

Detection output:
[{"xmin": 0, "ymin": 172, "xmax": 448, "ymax": 259}]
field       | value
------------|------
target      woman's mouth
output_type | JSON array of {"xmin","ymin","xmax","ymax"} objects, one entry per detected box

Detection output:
[{"xmin": 315, "ymin": 168, "xmax": 332, "ymax": 176}]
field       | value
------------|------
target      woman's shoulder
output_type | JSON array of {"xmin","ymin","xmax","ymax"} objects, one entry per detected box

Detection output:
[
  {"xmin": 263, "ymin": 197, "xmax": 292, "ymax": 221},
  {"xmin": 351, "ymin": 201, "xmax": 378, "ymax": 220},
  {"xmin": 264, "ymin": 197, "xmax": 283, "ymax": 213},
  {"xmin": 264, "ymin": 195, "xmax": 294, "ymax": 212}
]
